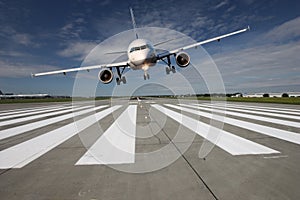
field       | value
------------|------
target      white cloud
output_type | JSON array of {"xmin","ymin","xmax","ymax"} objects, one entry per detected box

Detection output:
[
  {"xmin": 0, "ymin": 26, "xmax": 40, "ymax": 47},
  {"xmin": 57, "ymin": 41, "xmax": 98, "ymax": 60},
  {"xmin": 99, "ymin": 0, "xmax": 111, "ymax": 6},
  {"xmin": 210, "ymin": 41, "xmax": 300, "ymax": 92},
  {"xmin": 214, "ymin": 0, "xmax": 228, "ymax": 10},
  {"xmin": 0, "ymin": 50, "xmax": 29, "ymax": 57},
  {"xmin": 264, "ymin": 16, "xmax": 300, "ymax": 42},
  {"xmin": 12, "ymin": 33, "xmax": 32, "ymax": 46},
  {"xmin": 59, "ymin": 17, "xmax": 87, "ymax": 39},
  {"xmin": 0, "ymin": 60, "xmax": 60, "ymax": 78}
]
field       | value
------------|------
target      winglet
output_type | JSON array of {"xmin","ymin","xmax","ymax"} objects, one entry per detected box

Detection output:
[
  {"xmin": 129, "ymin": 7, "xmax": 138, "ymax": 39},
  {"xmin": 247, "ymin": 25, "xmax": 250, "ymax": 31}
]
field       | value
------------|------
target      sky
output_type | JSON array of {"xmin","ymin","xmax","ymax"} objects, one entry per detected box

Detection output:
[{"xmin": 0, "ymin": 0, "xmax": 299, "ymax": 96}]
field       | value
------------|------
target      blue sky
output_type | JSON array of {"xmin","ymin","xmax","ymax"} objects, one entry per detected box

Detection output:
[{"xmin": 0, "ymin": 0, "xmax": 299, "ymax": 96}]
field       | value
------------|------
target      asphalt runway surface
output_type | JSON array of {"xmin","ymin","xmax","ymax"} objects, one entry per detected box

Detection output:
[{"xmin": 0, "ymin": 99, "xmax": 299, "ymax": 200}]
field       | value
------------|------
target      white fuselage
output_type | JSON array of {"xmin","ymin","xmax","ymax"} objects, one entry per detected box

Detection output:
[{"xmin": 127, "ymin": 39, "xmax": 157, "ymax": 71}]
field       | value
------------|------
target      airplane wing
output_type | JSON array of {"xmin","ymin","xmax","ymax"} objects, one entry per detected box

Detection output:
[
  {"xmin": 32, "ymin": 61, "xmax": 129, "ymax": 77},
  {"xmin": 157, "ymin": 26, "xmax": 250, "ymax": 59}
]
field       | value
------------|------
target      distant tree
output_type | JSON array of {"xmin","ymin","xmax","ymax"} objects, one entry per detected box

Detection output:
[
  {"xmin": 263, "ymin": 93, "xmax": 269, "ymax": 97},
  {"xmin": 282, "ymin": 93, "xmax": 289, "ymax": 97}
]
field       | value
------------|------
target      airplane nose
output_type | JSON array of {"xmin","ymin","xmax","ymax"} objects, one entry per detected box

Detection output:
[{"xmin": 131, "ymin": 51, "xmax": 148, "ymax": 65}]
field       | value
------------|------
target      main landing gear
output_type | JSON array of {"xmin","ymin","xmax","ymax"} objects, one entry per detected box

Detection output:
[
  {"xmin": 166, "ymin": 66, "xmax": 176, "ymax": 74},
  {"xmin": 162, "ymin": 55, "xmax": 176, "ymax": 75},
  {"xmin": 116, "ymin": 66, "xmax": 127, "ymax": 85}
]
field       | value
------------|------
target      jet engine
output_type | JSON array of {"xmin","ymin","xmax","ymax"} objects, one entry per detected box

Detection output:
[
  {"xmin": 98, "ymin": 68, "xmax": 113, "ymax": 84},
  {"xmin": 176, "ymin": 52, "xmax": 190, "ymax": 67}
]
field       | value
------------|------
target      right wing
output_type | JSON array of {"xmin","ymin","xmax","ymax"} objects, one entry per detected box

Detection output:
[
  {"xmin": 157, "ymin": 26, "xmax": 250, "ymax": 59},
  {"xmin": 32, "ymin": 61, "xmax": 129, "ymax": 77}
]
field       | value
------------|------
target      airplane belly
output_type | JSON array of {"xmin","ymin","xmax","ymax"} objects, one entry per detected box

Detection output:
[{"xmin": 129, "ymin": 59, "xmax": 156, "ymax": 70}]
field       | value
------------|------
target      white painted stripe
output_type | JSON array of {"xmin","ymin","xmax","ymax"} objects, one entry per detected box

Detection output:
[
  {"xmin": 263, "ymin": 155, "xmax": 288, "ymax": 159},
  {"xmin": 201, "ymin": 103, "xmax": 300, "ymax": 114},
  {"xmin": 0, "ymin": 105, "xmax": 122, "ymax": 169},
  {"xmin": 0, "ymin": 105, "xmax": 107, "ymax": 140},
  {"xmin": 167, "ymin": 104, "xmax": 300, "ymax": 145},
  {"xmin": 223, "ymin": 103, "xmax": 300, "ymax": 112},
  {"xmin": 0, "ymin": 104, "xmax": 68, "ymax": 117},
  {"xmin": 0, "ymin": 106, "xmax": 81, "ymax": 127},
  {"xmin": 193, "ymin": 103, "xmax": 300, "ymax": 120},
  {"xmin": 0, "ymin": 103, "xmax": 70, "ymax": 113},
  {"xmin": 0, "ymin": 105, "xmax": 79, "ymax": 121},
  {"xmin": 180, "ymin": 104, "xmax": 300, "ymax": 128},
  {"xmin": 152, "ymin": 105, "xmax": 279, "ymax": 156},
  {"xmin": 76, "ymin": 105, "xmax": 137, "ymax": 165}
]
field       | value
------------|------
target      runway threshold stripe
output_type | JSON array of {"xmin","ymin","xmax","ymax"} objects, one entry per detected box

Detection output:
[
  {"xmin": 180, "ymin": 104, "xmax": 300, "ymax": 128},
  {"xmin": 0, "ymin": 105, "xmax": 69, "ymax": 117},
  {"xmin": 0, "ymin": 104, "xmax": 73, "ymax": 115},
  {"xmin": 200, "ymin": 103, "xmax": 300, "ymax": 115},
  {"xmin": 76, "ymin": 105, "xmax": 137, "ymax": 165},
  {"xmin": 213, "ymin": 102, "xmax": 300, "ymax": 112},
  {"xmin": 0, "ymin": 105, "xmax": 79, "ymax": 121},
  {"xmin": 0, "ymin": 105, "xmax": 122, "ymax": 169},
  {"xmin": 0, "ymin": 105, "xmax": 107, "ymax": 141},
  {"xmin": 152, "ymin": 105, "xmax": 279, "ymax": 156},
  {"xmin": 193, "ymin": 103, "xmax": 300, "ymax": 120},
  {"xmin": 168, "ymin": 104, "xmax": 300, "ymax": 145},
  {"xmin": 0, "ymin": 106, "xmax": 78, "ymax": 127}
]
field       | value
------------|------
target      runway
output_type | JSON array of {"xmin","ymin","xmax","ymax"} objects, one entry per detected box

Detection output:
[{"xmin": 0, "ymin": 99, "xmax": 299, "ymax": 200}]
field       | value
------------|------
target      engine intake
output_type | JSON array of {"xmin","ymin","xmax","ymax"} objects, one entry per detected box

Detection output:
[
  {"xmin": 98, "ymin": 68, "xmax": 113, "ymax": 84},
  {"xmin": 176, "ymin": 52, "xmax": 190, "ymax": 67}
]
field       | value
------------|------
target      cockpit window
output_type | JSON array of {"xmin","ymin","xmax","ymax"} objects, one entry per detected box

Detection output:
[{"xmin": 130, "ymin": 44, "xmax": 149, "ymax": 53}]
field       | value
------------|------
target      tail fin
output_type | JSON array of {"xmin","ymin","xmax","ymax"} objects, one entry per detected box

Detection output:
[{"xmin": 129, "ymin": 7, "xmax": 139, "ymax": 39}]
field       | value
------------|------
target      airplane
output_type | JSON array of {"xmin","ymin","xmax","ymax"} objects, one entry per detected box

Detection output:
[{"xmin": 32, "ymin": 8, "xmax": 250, "ymax": 85}]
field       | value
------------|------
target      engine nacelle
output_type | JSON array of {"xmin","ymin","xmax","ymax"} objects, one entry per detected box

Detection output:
[
  {"xmin": 98, "ymin": 68, "xmax": 113, "ymax": 84},
  {"xmin": 176, "ymin": 52, "xmax": 190, "ymax": 67}
]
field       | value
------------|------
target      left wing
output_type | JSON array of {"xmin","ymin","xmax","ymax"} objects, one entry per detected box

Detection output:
[
  {"xmin": 32, "ymin": 61, "xmax": 129, "ymax": 77},
  {"xmin": 157, "ymin": 26, "xmax": 250, "ymax": 59}
]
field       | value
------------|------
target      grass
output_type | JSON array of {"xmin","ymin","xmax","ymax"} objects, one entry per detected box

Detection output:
[
  {"xmin": 0, "ymin": 98, "xmax": 73, "ymax": 104},
  {"xmin": 0, "ymin": 97, "xmax": 112, "ymax": 104}
]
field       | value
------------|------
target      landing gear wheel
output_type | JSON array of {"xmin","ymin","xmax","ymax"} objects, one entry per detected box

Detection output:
[
  {"xmin": 171, "ymin": 66, "xmax": 176, "ymax": 73},
  {"xmin": 147, "ymin": 73, "xmax": 150, "ymax": 79},
  {"xmin": 116, "ymin": 76, "xmax": 126, "ymax": 85},
  {"xmin": 116, "ymin": 77, "xmax": 120, "ymax": 85},
  {"xmin": 166, "ymin": 67, "xmax": 170, "ymax": 75},
  {"xmin": 121, "ymin": 76, "xmax": 127, "ymax": 84},
  {"xmin": 144, "ymin": 74, "xmax": 147, "ymax": 80}
]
